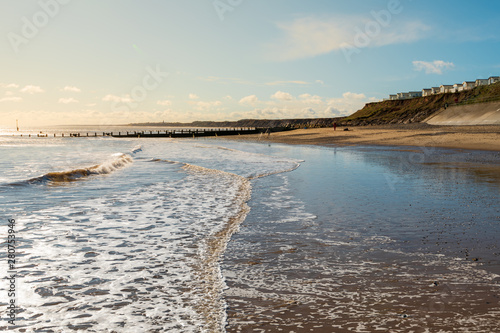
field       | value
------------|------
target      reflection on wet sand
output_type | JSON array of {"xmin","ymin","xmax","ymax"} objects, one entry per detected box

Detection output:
[{"xmin": 223, "ymin": 144, "xmax": 500, "ymax": 333}]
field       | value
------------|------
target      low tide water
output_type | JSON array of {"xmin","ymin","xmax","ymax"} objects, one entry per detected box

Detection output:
[
  {"xmin": 221, "ymin": 142, "xmax": 500, "ymax": 332},
  {"xmin": 1, "ymin": 133, "xmax": 499, "ymax": 332}
]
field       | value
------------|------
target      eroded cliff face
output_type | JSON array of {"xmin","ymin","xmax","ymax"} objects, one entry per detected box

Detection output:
[{"xmin": 340, "ymin": 82, "xmax": 500, "ymax": 126}]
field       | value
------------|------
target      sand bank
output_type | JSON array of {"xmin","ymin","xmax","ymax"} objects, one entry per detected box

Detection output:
[{"xmin": 231, "ymin": 124, "xmax": 500, "ymax": 152}]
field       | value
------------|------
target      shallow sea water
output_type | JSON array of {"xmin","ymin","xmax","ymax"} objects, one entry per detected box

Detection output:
[
  {"xmin": 0, "ymin": 135, "xmax": 298, "ymax": 332},
  {"xmin": 221, "ymin": 142, "xmax": 500, "ymax": 332},
  {"xmin": 1, "ymin": 134, "xmax": 499, "ymax": 332}
]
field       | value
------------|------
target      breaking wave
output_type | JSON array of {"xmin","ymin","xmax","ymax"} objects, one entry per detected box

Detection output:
[{"xmin": 22, "ymin": 153, "xmax": 133, "ymax": 185}]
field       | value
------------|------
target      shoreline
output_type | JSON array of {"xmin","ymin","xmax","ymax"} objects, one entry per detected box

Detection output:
[
  {"xmin": 222, "ymin": 138, "xmax": 500, "ymax": 332},
  {"xmin": 227, "ymin": 124, "xmax": 500, "ymax": 152}
]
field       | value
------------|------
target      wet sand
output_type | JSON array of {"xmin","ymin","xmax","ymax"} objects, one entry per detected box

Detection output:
[
  {"xmin": 230, "ymin": 124, "xmax": 500, "ymax": 152},
  {"xmin": 222, "ymin": 131, "xmax": 500, "ymax": 332}
]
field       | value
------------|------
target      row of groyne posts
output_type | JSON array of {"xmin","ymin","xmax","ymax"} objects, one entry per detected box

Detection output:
[{"xmin": 18, "ymin": 127, "xmax": 268, "ymax": 138}]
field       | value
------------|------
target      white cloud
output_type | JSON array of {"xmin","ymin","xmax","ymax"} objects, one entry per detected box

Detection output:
[
  {"xmin": 239, "ymin": 95, "xmax": 260, "ymax": 106},
  {"xmin": 316, "ymin": 80, "xmax": 324, "ymax": 85},
  {"xmin": 58, "ymin": 97, "xmax": 79, "ymax": 104},
  {"xmin": 223, "ymin": 95, "xmax": 232, "ymax": 100},
  {"xmin": 157, "ymin": 100, "xmax": 172, "ymax": 106},
  {"xmin": 232, "ymin": 90, "xmax": 371, "ymax": 120},
  {"xmin": 61, "ymin": 86, "xmax": 81, "ymax": 92},
  {"xmin": 268, "ymin": 16, "xmax": 429, "ymax": 61},
  {"xmin": 188, "ymin": 93, "xmax": 199, "ymax": 100},
  {"xmin": 412, "ymin": 60, "xmax": 455, "ymax": 74},
  {"xmin": 299, "ymin": 93, "xmax": 322, "ymax": 104},
  {"xmin": 234, "ymin": 105, "xmax": 342, "ymax": 120},
  {"xmin": 20, "ymin": 85, "xmax": 44, "ymax": 94},
  {"xmin": 327, "ymin": 92, "xmax": 369, "ymax": 113},
  {"xmin": 102, "ymin": 94, "xmax": 133, "ymax": 103},
  {"xmin": 0, "ymin": 83, "xmax": 19, "ymax": 89},
  {"xmin": 271, "ymin": 91, "xmax": 294, "ymax": 101},
  {"xmin": 341, "ymin": 92, "xmax": 366, "ymax": 100},
  {"xmin": 0, "ymin": 96, "xmax": 22, "ymax": 102}
]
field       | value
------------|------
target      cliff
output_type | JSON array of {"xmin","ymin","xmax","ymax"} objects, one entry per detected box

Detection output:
[
  {"xmin": 131, "ymin": 117, "xmax": 345, "ymax": 129},
  {"xmin": 340, "ymin": 82, "xmax": 500, "ymax": 126}
]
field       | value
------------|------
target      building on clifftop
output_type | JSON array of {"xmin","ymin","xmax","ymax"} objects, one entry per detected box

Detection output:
[{"xmin": 489, "ymin": 76, "xmax": 500, "ymax": 85}]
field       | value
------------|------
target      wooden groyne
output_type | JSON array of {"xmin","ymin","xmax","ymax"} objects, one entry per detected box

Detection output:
[
  {"xmin": 14, "ymin": 127, "xmax": 294, "ymax": 138},
  {"xmin": 110, "ymin": 127, "xmax": 260, "ymax": 138}
]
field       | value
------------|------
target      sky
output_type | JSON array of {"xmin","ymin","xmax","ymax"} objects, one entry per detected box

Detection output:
[{"xmin": 1, "ymin": 0, "xmax": 500, "ymax": 127}]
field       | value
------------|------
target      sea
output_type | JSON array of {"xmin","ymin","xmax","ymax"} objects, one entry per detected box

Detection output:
[{"xmin": 1, "ymin": 126, "xmax": 500, "ymax": 332}]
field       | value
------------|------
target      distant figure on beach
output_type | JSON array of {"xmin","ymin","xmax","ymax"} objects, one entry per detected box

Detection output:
[{"xmin": 333, "ymin": 122, "xmax": 337, "ymax": 131}]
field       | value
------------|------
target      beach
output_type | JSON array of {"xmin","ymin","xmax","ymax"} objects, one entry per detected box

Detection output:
[
  {"xmin": 222, "ymin": 127, "xmax": 500, "ymax": 332},
  {"xmin": 230, "ymin": 124, "xmax": 500, "ymax": 152},
  {"xmin": 1, "ymin": 128, "xmax": 499, "ymax": 332}
]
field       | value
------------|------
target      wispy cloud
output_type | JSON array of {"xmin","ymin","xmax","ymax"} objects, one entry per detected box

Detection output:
[
  {"xmin": 58, "ymin": 97, "xmax": 79, "ymax": 104},
  {"xmin": 189, "ymin": 100, "xmax": 222, "ymax": 111},
  {"xmin": 157, "ymin": 100, "xmax": 172, "ymax": 106},
  {"xmin": 0, "ymin": 96, "xmax": 22, "ymax": 102},
  {"xmin": 412, "ymin": 60, "xmax": 455, "ymax": 74},
  {"xmin": 20, "ymin": 85, "xmax": 44, "ymax": 94},
  {"xmin": 268, "ymin": 16, "xmax": 430, "ymax": 61},
  {"xmin": 188, "ymin": 93, "xmax": 199, "ymax": 100},
  {"xmin": 265, "ymin": 80, "xmax": 310, "ymax": 86},
  {"xmin": 61, "ymin": 86, "xmax": 81, "ymax": 92},
  {"xmin": 0, "ymin": 83, "xmax": 20, "ymax": 89},
  {"xmin": 102, "ymin": 94, "xmax": 133, "ymax": 103},
  {"xmin": 198, "ymin": 76, "xmax": 256, "ymax": 86}
]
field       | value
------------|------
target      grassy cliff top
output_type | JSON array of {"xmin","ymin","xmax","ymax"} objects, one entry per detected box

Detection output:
[{"xmin": 341, "ymin": 82, "xmax": 500, "ymax": 126}]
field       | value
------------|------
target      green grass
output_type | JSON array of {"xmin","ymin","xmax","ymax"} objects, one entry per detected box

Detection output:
[{"xmin": 341, "ymin": 82, "xmax": 500, "ymax": 126}]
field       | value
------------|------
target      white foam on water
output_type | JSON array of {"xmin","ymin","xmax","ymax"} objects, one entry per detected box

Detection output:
[
  {"xmin": 1, "ymin": 138, "xmax": 301, "ymax": 332},
  {"xmin": 7, "ymin": 168, "xmax": 245, "ymax": 331}
]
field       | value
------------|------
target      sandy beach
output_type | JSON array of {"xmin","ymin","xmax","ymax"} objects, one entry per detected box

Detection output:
[
  {"xmin": 222, "ymin": 127, "xmax": 500, "ymax": 332},
  {"xmin": 231, "ymin": 124, "xmax": 500, "ymax": 152}
]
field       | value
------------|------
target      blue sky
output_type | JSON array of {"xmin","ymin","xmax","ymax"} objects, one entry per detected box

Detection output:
[{"xmin": 1, "ymin": 0, "xmax": 499, "ymax": 127}]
